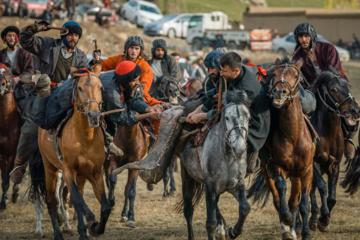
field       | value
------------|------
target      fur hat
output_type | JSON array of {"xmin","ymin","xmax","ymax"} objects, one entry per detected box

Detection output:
[
  {"xmin": 115, "ymin": 61, "xmax": 142, "ymax": 84},
  {"xmin": 1, "ymin": 26, "xmax": 20, "ymax": 42},
  {"xmin": 61, "ymin": 21, "xmax": 82, "ymax": 45}
]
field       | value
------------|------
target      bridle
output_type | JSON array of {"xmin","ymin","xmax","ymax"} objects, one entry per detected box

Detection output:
[
  {"xmin": 0, "ymin": 66, "xmax": 14, "ymax": 96},
  {"xmin": 223, "ymin": 102, "xmax": 249, "ymax": 146},
  {"xmin": 71, "ymin": 68, "xmax": 103, "ymax": 115},
  {"xmin": 156, "ymin": 76, "xmax": 180, "ymax": 101},
  {"xmin": 268, "ymin": 63, "xmax": 303, "ymax": 105},
  {"xmin": 317, "ymin": 75, "xmax": 355, "ymax": 118}
]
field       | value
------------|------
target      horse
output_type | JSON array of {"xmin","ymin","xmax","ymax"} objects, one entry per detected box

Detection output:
[
  {"xmin": 184, "ymin": 77, "xmax": 203, "ymax": 98},
  {"xmin": 104, "ymin": 120, "xmax": 148, "ymax": 228},
  {"xmin": 342, "ymin": 130, "xmax": 360, "ymax": 195},
  {"xmin": 0, "ymin": 63, "xmax": 21, "ymax": 211},
  {"xmin": 306, "ymin": 67, "xmax": 359, "ymax": 232},
  {"xmin": 149, "ymin": 75, "xmax": 184, "ymax": 105},
  {"xmin": 33, "ymin": 65, "xmax": 111, "ymax": 240},
  {"xmin": 248, "ymin": 58, "xmax": 314, "ymax": 240},
  {"xmin": 176, "ymin": 89, "xmax": 251, "ymax": 240}
]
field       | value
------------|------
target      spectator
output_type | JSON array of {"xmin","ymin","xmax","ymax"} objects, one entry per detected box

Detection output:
[
  {"xmin": 3, "ymin": 0, "xmax": 15, "ymax": 17},
  {"xmin": 42, "ymin": 4, "xmax": 54, "ymax": 23},
  {"xmin": 184, "ymin": 56, "xmax": 192, "ymax": 75},
  {"xmin": 171, "ymin": 52, "xmax": 190, "ymax": 87},
  {"xmin": 202, "ymin": 32, "xmax": 211, "ymax": 56},
  {"xmin": 190, "ymin": 62, "xmax": 206, "ymax": 82},
  {"xmin": 238, "ymin": 21, "xmax": 245, "ymax": 30},
  {"xmin": 16, "ymin": 0, "xmax": 28, "ymax": 18},
  {"xmin": 214, "ymin": 30, "xmax": 224, "ymax": 49},
  {"xmin": 96, "ymin": 8, "xmax": 104, "ymax": 26}
]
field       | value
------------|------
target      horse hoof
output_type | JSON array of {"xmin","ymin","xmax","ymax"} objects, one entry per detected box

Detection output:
[
  {"xmin": 11, "ymin": 193, "xmax": 19, "ymax": 203},
  {"xmin": 147, "ymin": 184, "xmax": 154, "ymax": 191},
  {"xmin": 126, "ymin": 220, "xmax": 136, "ymax": 228},
  {"xmin": 228, "ymin": 227, "xmax": 237, "ymax": 239},
  {"xmin": 282, "ymin": 232, "xmax": 294, "ymax": 240},
  {"xmin": 86, "ymin": 221, "xmax": 101, "ymax": 237},
  {"xmin": 215, "ymin": 224, "xmax": 226, "ymax": 240},
  {"xmin": 111, "ymin": 206, "xmax": 115, "ymax": 211},
  {"xmin": 309, "ymin": 221, "xmax": 317, "ymax": 231},
  {"xmin": 0, "ymin": 204, "xmax": 6, "ymax": 212},
  {"xmin": 317, "ymin": 220, "xmax": 330, "ymax": 232},
  {"xmin": 34, "ymin": 231, "xmax": 44, "ymax": 238},
  {"xmin": 169, "ymin": 190, "xmax": 176, "ymax": 197},
  {"xmin": 120, "ymin": 216, "xmax": 128, "ymax": 222}
]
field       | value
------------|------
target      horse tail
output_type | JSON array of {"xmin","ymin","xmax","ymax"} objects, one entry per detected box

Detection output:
[
  {"xmin": 341, "ymin": 147, "xmax": 360, "ymax": 195},
  {"xmin": 174, "ymin": 180, "xmax": 204, "ymax": 214},
  {"xmin": 246, "ymin": 169, "xmax": 270, "ymax": 208},
  {"xmin": 28, "ymin": 141, "xmax": 46, "ymax": 203}
]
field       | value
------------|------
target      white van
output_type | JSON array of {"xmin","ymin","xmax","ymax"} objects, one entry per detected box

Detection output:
[
  {"xmin": 121, "ymin": 0, "xmax": 163, "ymax": 27},
  {"xmin": 144, "ymin": 13, "xmax": 193, "ymax": 38}
]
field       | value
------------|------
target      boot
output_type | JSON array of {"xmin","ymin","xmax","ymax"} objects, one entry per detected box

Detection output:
[
  {"xmin": 344, "ymin": 138, "xmax": 356, "ymax": 159},
  {"xmin": 174, "ymin": 129, "xmax": 192, "ymax": 156},
  {"xmin": 10, "ymin": 155, "xmax": 27, "ymax": 184},
  {"xmin": 246, "ymin": 151, "xmax": 259, "ymax": 174}
]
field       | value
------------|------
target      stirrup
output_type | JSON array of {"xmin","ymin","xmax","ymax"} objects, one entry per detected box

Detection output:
[
  {"xmin": 345, "ymin": 138, "xmax": 356, "ymax": 148},
  {"xmin": 9, "ymin": 164, "xmax": 27, "ymax": 177},
  {"xmin": 109, "ymin": 142, "xmax": 124, "ymax": 157}
]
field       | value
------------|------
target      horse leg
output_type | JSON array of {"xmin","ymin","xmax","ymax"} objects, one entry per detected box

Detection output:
[
  {"xmin": 104, "ymin": 156, "xmax": 117, "ymax": 209},
  {"xmin": 288, "ymin": 178, "xmax": 301, "ymax": 240},
  {"xmin": 59, "ymin": 175, "xmax": 72, "ymax": 233},
  {"xmin": 0, "ymin": 157, "xmax": 10, "ymax": 211},
  {"xmin": 56, "ymin": 170, "xmax": 64, "ymax": 226},
  {"xmin": 205, "ymin": 182, "xmax": 217, "ymax": 240},
  {"xmin": 7, "ymin": 156, "xmax": 19, "ymax": 204},
  {"xmin": 169, "ymin": 156, "xmax": 177, "ymax": 193},
  {"xmin": 275, "ymin": 173, "xmax": 293, "ymax": 226},
  {"xmin": 327, "ymin": 161, "xmax": 339, "ymax": 213},
  {"xmin": 181, "ymin": 163, "xmax": 196, "ymax": 240},
  {"xmin": 62, "ymin": 170, "xmax": 87, "ymax": 240},
  {"xmin": 77, "ymin": 176, "xmax": 95, "ymax": 223},
  {"xmin": 214, "ymin": 196, "xmax": 227, "ymax": 240},
  {"xmin": 309, "ymin": 175, "xmax": 319, "ymax": 231},
  {"xmin": 162, "ymin": 164, "xmax": 171, "ymax": 198},
  {"xmin": 87, "ymin": 171, "xmax": 111, "ymax": 237},
  {"xmin": 228, "ymin": 183, "xmax": 251, "ymax": 239},
  {"xmin": 34, "ymin": 197, "xmax": 44, "ymax": 238},
  {"xmin": 313, "ymin": 163, "xmax": 330, "ymax": 231},
  {"xmin": 299, "ymin": 169, "xmax": 313, "ymax": 240},
  {"xmin": 44, "ymin": 166, "xmax": 64, "ymax": 240},
  {"xmin": 125, "ymin": 169, "xmax": 138, "ymax": 228}
]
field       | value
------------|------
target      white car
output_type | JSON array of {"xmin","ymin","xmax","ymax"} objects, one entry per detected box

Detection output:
[
  {"xmin": 144, "ymin": 13, "xmax": 193, "ymax": 38},
  {"xmin": 272, "ymin": 33, "xmax": 350, "ymax": 62},
  {"xmin": 121, "ymin": 0, "xmax": 162, "ymax": 27}
]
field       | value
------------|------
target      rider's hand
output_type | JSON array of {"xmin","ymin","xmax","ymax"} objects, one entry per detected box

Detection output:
[
  {"xmin": 148, "ymin": 112, "xmax": 160, "ymax": 121},
  {"xmin": 187, "ymin": 113, "xmax": 206, "ymax": 124},
  {"xmin": 13, "ymin": 76, "xmax": 20, "ymax": 85},
  {"xmin": 92, "ymin": 50, "xmax": 101, "ymax": 61},
  {"xmin": 32, "ymin": 20, "xmax": 50, "ymax": 33}
]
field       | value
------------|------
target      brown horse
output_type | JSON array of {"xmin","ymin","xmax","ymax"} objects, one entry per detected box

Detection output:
[
  {"xmin": 248, "ymin": 58, "xmax": 314, "ymax": 240},
  {"xmin": 0, "ymin": 64, "xmax": 21, "ymax": 211},
  {"xmin": 104, "ymin": 121, "xmax": 148, "ymax": 228},
  {"xmin": 185, "ymin": 77, "xmax": 202, "ymax": 98},
  {"xmin": 308, "ymin": 67, "xmax": 359, "ymax": 231},
  {"xmin": 37, "ymin": 65, "xmax": 111, "ymax": 240}
]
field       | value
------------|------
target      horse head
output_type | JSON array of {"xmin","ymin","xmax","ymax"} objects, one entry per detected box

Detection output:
[
  {"xmin": 186, "ymin": 77, "xmax": 202, "ymax": 98},
  {"xmin": 308, "ymin": 65, "xmax": 359, "ymax": 123},
  {"xmin": 0, "ymin": 63, "xmax": 13, "ymax": 97},
  {"xmin": 268, "ymin": 58, "xmax": 303, "ymax": 108},
  {"xmin": 156, "ymin": 75, "xmax": 180, "ymax": 104},
  {"xmin": 222, "ymin": 89, "xmax": 251, "ymax": 158},
  {"xmin": 71, "ymin": 64, "xmax": 103, "ymax": 128}
]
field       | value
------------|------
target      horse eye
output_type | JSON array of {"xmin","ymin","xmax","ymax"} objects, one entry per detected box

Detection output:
[
  {"xmin": 225, "ymin": 116, "xmax": 229, "ymax": 121},
  {"xmin": 294, "ymin": 75, "xmax": 298, "ymax": 79},
  {"xmin": 78, "ymin": 86, "xmax": 83, "ymax": 92},
  {"xmin": 330, "ymin": 88, "xmax": 338, "ymax": 93}
]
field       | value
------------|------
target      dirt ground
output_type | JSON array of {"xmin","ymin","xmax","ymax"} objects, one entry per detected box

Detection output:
[{"xmin": 1, "ymin": 17, "xmax": 360, "ymax": 240}]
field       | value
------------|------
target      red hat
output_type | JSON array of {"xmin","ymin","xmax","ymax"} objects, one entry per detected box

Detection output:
[{"xmin": 115, "ymin": 61, "xmax": 142, "ymax": 84}]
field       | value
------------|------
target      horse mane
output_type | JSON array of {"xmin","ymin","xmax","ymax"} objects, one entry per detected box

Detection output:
[
  {"xmin": 224, "ymin": 89, "xmax": 251, "ymax": 108},
  {"xmin": 307, "ymin": 66, "xmax": 349, "ymax": 94},
  {"xmin": 262, "ymin": 57, "xmax": 297, "ymax": 84}
]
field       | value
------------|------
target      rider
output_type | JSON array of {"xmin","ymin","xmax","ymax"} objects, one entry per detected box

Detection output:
[
  {"xmin": 292, "ymin": 22, "xmax": 358, "ymax": 160},
  {"xmin": 97, "ymin": 35, "xmax": 162, "ymax": 107},
  {"xmin": 147, "ymin": 39, "xmax": 182, "ymax": 84},
  {"xmin": 10, "ymin": 20, "xmax": 89, "ymax": 184},
  {"xmin": 0, "ymin": 26, "xmax": 34, "ymax": 111},
  {"xmin": 187, "ymin": 52, "xmax": 270, "ymax": 174}
]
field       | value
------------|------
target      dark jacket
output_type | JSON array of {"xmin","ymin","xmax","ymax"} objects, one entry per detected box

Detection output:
[
  {"xmin": 292, "ymin": 41, "xmax": 348, "ymax": 87},
  {"xmin": 214, "ymin": 34, "xmax": 224, "ymax": 49},
  {"xmin": 202, "ymin": 65, "xmax": 271, "ymax": 152},
  {"xmin": 0, "ymin": 48, "xmax": 34, "ymax": 78},
  {"xmin": 148, "ymin": 53, "xmax": 182, "ymax": 83},
  {"xmin": 19, "ymin": 26, "xmax": 88, "ymax": 81}
]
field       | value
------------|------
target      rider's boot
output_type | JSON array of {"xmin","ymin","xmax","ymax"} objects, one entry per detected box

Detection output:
[
  {"xmin": 10, "ymin": 155, "xmax": 27, "ymax": 184},
  {"xmin": 246, "ymin": 151, "xmax": 259, "ymax": 174},
  {"xmin": 344, "ymin": 138, "xmax": 356, "ymax": 159}
]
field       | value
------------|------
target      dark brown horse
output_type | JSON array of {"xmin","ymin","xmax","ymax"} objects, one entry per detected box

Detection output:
[
  {"xmin": 36, "ymin": 65, "xmax": 111, "ymax": 240},
  {"xmin": 0, "ymin": 64, "xmax": 21, "ymax": 211},
  {"xmin": 104, "ymin": 120, "xmax": 148, "ymax": 228},
  {"xmin": 184, "ymin": 77, "xmax": 202, "ymax": 98},
  {"xmin": 248, "ymin": 58, "xmax": 314, "ymax": 240},
  {"xmin": 308, "ymin": 67, "xmax": 359, "ymax": 231}
]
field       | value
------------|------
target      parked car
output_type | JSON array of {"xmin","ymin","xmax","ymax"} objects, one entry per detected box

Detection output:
[
  {"xmin": 1, "ymin": 0, "xmax": 48, "ymax": 18},
  {"xmin": 272, "ymin": 32, "xmax": 350, "ymax": 62},
  {"xmin": 121, "ymin": 0, "xmax": 162, "ymax": 27},
  {"xmin": 85, "ymin": 6, "xmax": 119, "ymax": 25},
  {"xmin": 144, "ymin": 13, "xmax": 193, "ymax": 38}
]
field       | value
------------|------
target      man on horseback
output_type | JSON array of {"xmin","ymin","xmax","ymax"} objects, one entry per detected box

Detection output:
[
  {"xmin": 0, "ymin": 26, "xmax": 34, "ymax": 111},
  {"xmin": 187, "ymin": 52, "xmax": 270, "ymax": 173},
  {"xmin": 147, "ymin": 39, "xmax": 182, "ymax": 84},
  {"xmin": 292, "ymin": 22, "xmax": 359, "ymax": 159},
  {"xmin": 10, "ymin": 20, "xmax": 88, "ymax": 184}
]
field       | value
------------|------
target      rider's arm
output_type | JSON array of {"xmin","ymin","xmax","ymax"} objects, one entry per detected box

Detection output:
[
  {"xmin": 18, "ymin": 49, "xmax": 34, "ymax": 78},
  {"xmin": 100, "ymin": 55, "xmax": 122, "ymax": 72},
  {"xmin": 125, "ymin": 90, "xmax": 150, "ymax": 114},
  {"xmin": 327, "ymin": 44, "xmax": 349, "ymax": 82},
  {"xmin": 19, "ymin": 26, "xmax": 52, "ymax": 56},
  {"xmin": 167, "ymin": 55, "xmax": 182, "ymax": 83}
]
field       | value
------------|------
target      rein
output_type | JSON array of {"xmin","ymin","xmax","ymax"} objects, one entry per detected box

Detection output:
[
  {"xmin": 268, "ymin": 63, "xmax": 303, "ymax": 105},
  {"xmin": 317, "ymin": 81, "xmax": 354, "ymax": 118},
  {"xmin": 156, "ymin": 77, "xmax": 181, "ymax": 101}
]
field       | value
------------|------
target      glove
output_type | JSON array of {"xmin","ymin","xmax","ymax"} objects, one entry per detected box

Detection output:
[
  {"xmin": 32, "ymin": 20, "xmax": 50, "ymax": 33},
  {"xmin": 92, "ymin": 49, "xmax": 101, "ymax": 62}
]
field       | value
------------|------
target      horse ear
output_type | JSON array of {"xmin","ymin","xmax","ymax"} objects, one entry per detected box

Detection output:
[
  {"xmin": 275, "ymin": 58, "xmax": 282, "ymax": 66},
  {"xmin": 70, "ymin": 67, "xmax": 78, "ymax": 73},
  {"xmin": 93, "ymin": 63, "xmax": 102, "ymax": 77},
  {"xmin": 328, "ymin": 65, "xmax": 341, "ymax": 75},
  {"xmin": 295, "ymin": 59, "xmax": 303, "ymax": 70}
]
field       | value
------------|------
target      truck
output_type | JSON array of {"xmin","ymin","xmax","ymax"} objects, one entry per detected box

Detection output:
[{"xmin": 186, "ymin": 11, "xmax": 250, "ymax": 51}]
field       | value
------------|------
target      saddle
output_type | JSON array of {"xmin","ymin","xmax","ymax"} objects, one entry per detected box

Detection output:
[
  {"xmin": 190, "ymin": 111, "xmax": 221, "ymax": 148},
  {"xmin": 48, "ymin": 114, "xmax": 71, "ymax": 164}
]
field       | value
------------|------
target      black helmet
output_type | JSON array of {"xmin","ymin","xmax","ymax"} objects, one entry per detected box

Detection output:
[
  {"xmin": 124, "ymin": 35, "xmax": 144, "ymax": 52},
  {"xmin": 1, "ymin": 26, "xmax": 20, "ymax": 42},
  {"xmin": 204, "ymin": 50, "xmax": 224, "ymax": 72},
  {"xmin": 294, "ymin": 22, "xmax": 317, "ymax": 51}
]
